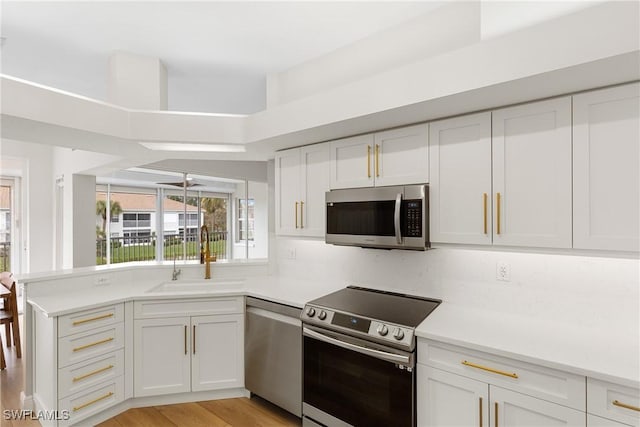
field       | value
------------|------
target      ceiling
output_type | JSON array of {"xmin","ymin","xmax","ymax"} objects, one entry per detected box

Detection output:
[{"xmin": 0, "ymin": 1, "xmax": 442, "ymax": 114}]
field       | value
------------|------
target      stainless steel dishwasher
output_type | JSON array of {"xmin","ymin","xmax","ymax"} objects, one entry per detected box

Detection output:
[{"xmin": 245, "ymin": 296, "xmax": 302, "ymax": 417}]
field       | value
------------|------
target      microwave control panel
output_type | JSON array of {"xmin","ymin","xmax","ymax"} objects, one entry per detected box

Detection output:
[{"xmin": 404, "ymin": 200, "xmax": 422, "ymax": 237}]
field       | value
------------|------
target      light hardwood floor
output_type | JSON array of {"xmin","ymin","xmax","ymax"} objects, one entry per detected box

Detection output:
[{"xmin": 1, "ymin": 317, "xmax": 301, "ymax": 427}]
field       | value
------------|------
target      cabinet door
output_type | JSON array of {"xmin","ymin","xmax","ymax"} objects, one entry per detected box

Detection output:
[
  {"xmin": 491, "ymin": 386, "xmax": 585, "ymax": 426},
  {"xmin": 573, "ymin": 83, "xmax": 640, "ymax": 251},
  {"xmin": 429, "ymin": 112, "xmax": 492, "ymax": 244},
  {"xmin": 418, "ymin": 365, "xmax": 489, "ymax": 427},
  {"xmin": 492, "ymin": 97, "xmax": 572, "ymax": 248},
  {"xmin": 191, "ymin": 314, "xmax": 244, "ymax": 392},
  {"xmin": 134, "ymin": 317, "xmax": 190, "ymax": 397},
  {"xmin": 300, "ymin": 144, "xmax": 330, "ymax": 237},
  {"xmin": 374, "ymin": 124, "xmax": 429, "ymax": 187},
  {"xmin": 329, "ymin": 134, "xmax": 375, "ymax": 189},
  {"xmin": 275, "ymin": 148, "xmax": 302, "ymax": 235}
]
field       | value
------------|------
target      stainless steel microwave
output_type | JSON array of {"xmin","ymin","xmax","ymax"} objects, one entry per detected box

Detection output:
[{"xmin": 325, "ymin": 184, "xmax": 429, "ymax": 250}]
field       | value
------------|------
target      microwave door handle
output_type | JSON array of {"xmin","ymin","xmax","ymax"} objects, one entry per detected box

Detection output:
[
  {"xmin": 394, "ymin": 193, "xmax": 402, "ymax": 244},
  {"xmin": 303, "ymin": 327, "xmax": 410, "ymax": 365}
]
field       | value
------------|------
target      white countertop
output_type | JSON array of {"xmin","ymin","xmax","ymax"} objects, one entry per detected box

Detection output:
[
  {"xmin": 26, "ymin": 267, "xmax": 639, "ymax": 389},
  {"xmin": 416, "ymin": 302, "xmax": 640, "ymax": 388}
]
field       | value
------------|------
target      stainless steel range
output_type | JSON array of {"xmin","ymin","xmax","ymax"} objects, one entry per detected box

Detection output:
[{"xmin": 301, "ymin": 286, "xmax": 441, "ymax": 427}]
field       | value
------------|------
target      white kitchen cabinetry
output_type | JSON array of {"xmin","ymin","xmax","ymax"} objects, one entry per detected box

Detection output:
[
  {"xmin": 573, "ymin": 82, "xmax": 640, "ymax": 252},
  {"xmin": 329, "ymin": 124, "xmax": 428, "ymax": 189},
  {"xmin": 418, "ymin": 339, "xmax": 587, "ymax": 427},
  {"xmin": 275, "ymin": 144, "xmax": 330, "ymax": 237},
  {"xmin": 492, "ymin": 97, "xmax": 572, "ymax": 248},
  {"xmin": 587, "ymin": 378, "xmax": 640, "ymax": 427},
  {"xmin": 429, "ymin": 112, "xmax": 492, "ymax": 244},
  {"xmin": 133, "ymin": 298, "xmax": 244, "ymax": 397},
  {"xmin": 588, "ymin": 414, "xmax": 635, "ymax": 427}
]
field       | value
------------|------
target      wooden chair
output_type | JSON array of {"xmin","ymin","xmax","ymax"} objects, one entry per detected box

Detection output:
[{"xmin": 0, "ymin": 279, "xmax": 21, "ymax": 360}]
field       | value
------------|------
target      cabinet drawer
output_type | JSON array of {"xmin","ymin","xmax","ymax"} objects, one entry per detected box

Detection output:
[
  {"xmin": 58, "ymin": 323, "xmax": 124, "ymax": 368},
  {"xmin": 58, "ymin": 375, "xmax": 124, "ymax": 427},
  {"xmin": 134, "ymin": 297, "xmax": 243, "ymax": 319},
  {"xmin": 588, "ymin": 378, "xmax": 640, "ymax": 426},
  {"xmin": 58, "ymin": 349, "xmax": 124, "ymax": 399},
  {"xmin": 419, "ymin": 340, "xmax": 586, "ymax": 411},
  {"xmin": 58, "ymin": 303, "xmax": 124, "ymax": 337}
]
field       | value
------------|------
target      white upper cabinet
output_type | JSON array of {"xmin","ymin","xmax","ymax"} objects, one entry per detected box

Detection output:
[
  {"xmin": 373, "ymin": 124, "xmax": 429, "ymax": 187},
  {"xmin": 573, "ymin": 83, "xmax": 640, "ymax": 252},
  {"xmin": 492, "ymin": 97, "xmax": 572, "ymax": 248},
  {"xmin": 329, "ymin": 124, "xmax": 429, "ymax": 189},
  {"xmin": 429, "ymin": 112, "xmax": 492, "ymax": 244},
  {"xmin": 329, "ymin": 134, "xmax": 376, "ymax": 189},
  {"xmin": 275, "ymin": 144, "xmax": 330, "ymax": 237}
]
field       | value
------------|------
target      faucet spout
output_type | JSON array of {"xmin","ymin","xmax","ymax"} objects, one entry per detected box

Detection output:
[{"xmin": 200, "ymin": 225, "xmax": 216, "ymax": 279}]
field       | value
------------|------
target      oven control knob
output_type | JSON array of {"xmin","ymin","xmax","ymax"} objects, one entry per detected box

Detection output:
[
  {"xmin": 377, "ymin": 325, "xmax": 389, "ymax": 336},
  {"xmin": 393, "ymin": 328, "xmax": 405, "ymax": 341},
  {"xmin": 318, "ymin": 310, "xmax": 327, "ymax": 320},
  {"xmin": 306, "ymin": 307, "xmax": 316, "ymax": 317}
]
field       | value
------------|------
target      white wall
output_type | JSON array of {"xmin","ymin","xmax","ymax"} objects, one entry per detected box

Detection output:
[
  {"xmin": 0, "ymin": 139, "xmax": 54, "ymax": 273},
  {"xmin": 72, "ymin": 174, "xmax": 96, "ymax": 267},
  {"xmin": 275, "ymin": 238, "xmax": 639, "ymax": 330}
]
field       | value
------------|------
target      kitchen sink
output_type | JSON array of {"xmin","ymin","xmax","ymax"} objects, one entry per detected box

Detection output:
[{"xmin": 146, "ymin": 279, "xmax": 244, "ymax": 293}]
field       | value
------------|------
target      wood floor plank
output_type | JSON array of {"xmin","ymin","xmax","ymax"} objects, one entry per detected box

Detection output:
[
  {"xmin": 94, "ymin": 417, "xmax": 123, "ymax": 427},
  {"xmin": 155, "ymin": 402, "xmax": 230, "ymax": 427},
  {"xmin": 197, "ymin": 398, "xmax": 293, "ymax": 427},
  {"xmin": 97, "ymin": 406, "xmax": 178, "ymax": 427}
]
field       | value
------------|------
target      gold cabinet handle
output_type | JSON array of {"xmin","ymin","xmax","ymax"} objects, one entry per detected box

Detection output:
[
  {"xmin": 295, "ymin": 202, "xmax": 299, "ymax": 229},
  {"xmin": 479, "ymin": 397, "xmax": 483, "ymax": 427},
  {"xmin": 72, "ymin": 313, "xmax": 114, "ymax": 326},
  {"xmin": 494, "ymin": 402, "xmax": 498, "ymax": 427},
  {"xmin": 193, "ymin": 325, "xmax": 196, "ymax": 355},
  {"xmin": 300, "ymin": 201, "xmax": 304, "ymax": 229},
  {"xmin": 613, "ymin": 400, "xmax": 640, "ymax": 412},
  {"xmin": 496, "ymin": 193, "xmax": 502, "ymax": 235},
  {"xmin": 375, "ymin": 144, "xmax": 380, "ymax": 177},
  {"xmin": 367, "ymin": 145, "xmax": 371, "ymax": 178},
  {"xmin": 73, "ymin": 337, "xmax": 114, "ymax": 352},
  {"xmin": 73, "ymin": 391, "xmax": 114, "ymax": 412},
  {"xmin": 483, "ymin": 193, "xmax": 488, "ymax": 234},
  {"xmin": 184, "ymin": 325, "xmax": 187, "ymax": 355},
  {"xmin": 462, "ymin": 360, "xmax": 518, "ymax": 379},
  {"xmin": 72, "ymin": 364, "xmax": 114, "ymax": 383}
]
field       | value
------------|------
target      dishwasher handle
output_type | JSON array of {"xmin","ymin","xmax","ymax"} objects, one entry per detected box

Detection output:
[{"xmin": 247, "ymin": 306, "xmax": 302, "ymax": 327}]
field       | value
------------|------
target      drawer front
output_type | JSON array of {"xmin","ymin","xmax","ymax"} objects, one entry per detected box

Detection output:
[
  {"xmin": 134, "ymin": 297, "xmax": 243, "ymax": 319},
  {"xmin": 588, "ymin": 414, "xmax": 635, "ymax": 426},
  {"xmin": 419, "ymin": 340, "xmax": 586, "ymax": 411},
  {"xmin": 588, "ymin": 378, "xmax": 640, "ymax": 426},
  {"xmin": 58, "ymin": 304, "xmax": 124, "ymax": 338},
  {"xmin": 58, "ymin": 375, "xmax": 124, "ymax": 427},
  {"xmin": 58, "ymin": 323, "xmax": 124, "ymax": 368},
  {"xmin": 58, "ymin": 349, "xmax": 124, "ymax": 399}
]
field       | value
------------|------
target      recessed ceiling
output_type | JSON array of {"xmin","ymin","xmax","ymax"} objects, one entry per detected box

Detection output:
[{"xmin": 1, "ymin": 1, "xmax": 442, "ymax": 114}]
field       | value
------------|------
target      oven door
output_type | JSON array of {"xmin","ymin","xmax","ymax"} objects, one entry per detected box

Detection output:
[{"xmin": 303, "ymin": 326, "xmax": 415, "ymax": 427}]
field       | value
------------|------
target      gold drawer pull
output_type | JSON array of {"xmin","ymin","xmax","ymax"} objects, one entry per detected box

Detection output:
[
  {"xmin": 367, "ymin": 145, "xmax": 371, "ymax": 178},
  {"xmin": 73, "ymin": 337, "xmax": 114, "ymax": 352},
  {"xmin": 479, "ymin": 396, "xmax": 483, "ymax": 427},
  {"xmin": 483, "ymin": 193, "xmax": 488, "ymax": 234},
  {"xmin": 375, "ymin": 144, "xmax": 380, "ymax": 177},
  {"xmin": 72, "ymin": 313, "xmax": 114, "ymax": 326},
  {"xmin": 494, "ymin": 402, "xmax": 499, "ymax": 427},
  {"xmin": 462, "ymin": 360, "xmax": 518, "ymax": 379},
  {"xmin": 73, "ymin": 391, "xmax": 114, "ymax": 412},
  {"xmin": 72, "ymin": 364, "xmax": 114, "ymax": 383},
  {"xmin": 496, "ymin": 193, "xmax": 502, "ymax": 235},
  {"xmin": 613, "ymin": 400, "xmax": 640, "ymax": 412}
]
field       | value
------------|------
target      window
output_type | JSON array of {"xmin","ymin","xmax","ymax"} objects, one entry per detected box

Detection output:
[
  {"xmin": 123, "ymin": 213, "xmax": 151, "ymax": 228},
  {"xmin": 110, "ymin": 215, "xmax": 119, "ymax": 223},
  {"xmin": 237, "ymin": 198, "xmax": 255, "ymax": 241},
  {"xmin": 178, "ymin": 213, "xmax": 199, "ymax": 227}
]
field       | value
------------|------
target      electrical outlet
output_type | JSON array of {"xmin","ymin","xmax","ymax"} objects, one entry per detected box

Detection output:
[
  {"xmin": 286, "ymin": 248, "xmax": 297, "ymax": 260},
  {"xmin": 496, "ymin": 262, "xmax": 510, "ymax": 282}
]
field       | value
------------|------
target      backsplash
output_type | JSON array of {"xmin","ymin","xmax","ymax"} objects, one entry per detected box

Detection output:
[{"xmin": 274, "ymin": 237, "xmax": 639, "ymax": 330}]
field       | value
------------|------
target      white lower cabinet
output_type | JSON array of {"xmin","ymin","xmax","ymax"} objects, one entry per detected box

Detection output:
[
  {"xmin": 418, "ymin": 339, "xmax": 587, "ymax": 427},
  {"xmin": 133, "ymin": 298, "xmax": 244, "ymax": 397},
  {"xmin": 587, "ymin": 378, "xmax": 640, "ymax": 427},
  {"xmin": 588, "ymin": 414, "xmax": 635, "ymax": 427}
]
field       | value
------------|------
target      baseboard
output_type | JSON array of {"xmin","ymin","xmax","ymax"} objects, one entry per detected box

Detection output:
[{"xmin": 20, "ymin": 392, "xmax": 34, "ymax": 410}]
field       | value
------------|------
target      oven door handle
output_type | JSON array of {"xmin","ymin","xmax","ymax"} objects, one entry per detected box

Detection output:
[
  {"xmin": 303, "ymin": 327, "xmax": 410, "ymax": 365},
  {"xmin": 394, "ymin": 192, "xmax": 402, "ymax": 244}
]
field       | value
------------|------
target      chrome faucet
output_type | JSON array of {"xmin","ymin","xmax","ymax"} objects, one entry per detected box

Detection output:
[
  {"xmin": 200, "ymin": 225, "xmax": 216, "ymax": 279},
  {"xmin": 172, "ymin": 253, "xmax": 181, "ymax": 281}
]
